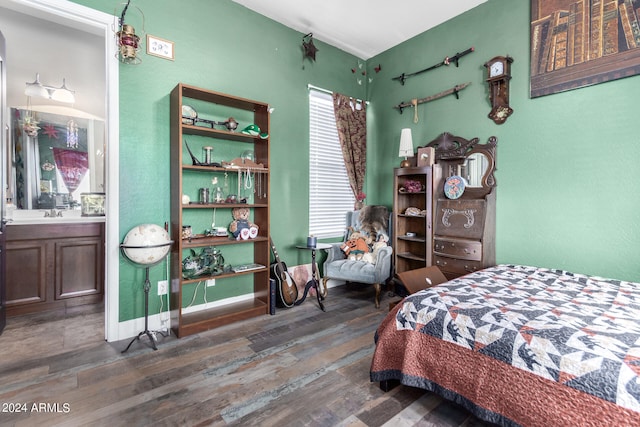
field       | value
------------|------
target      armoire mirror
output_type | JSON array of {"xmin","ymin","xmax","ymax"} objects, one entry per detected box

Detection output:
[
  {"xmin": 425, "ymin": 132, "xmax": 497, "ymax": 199},
  {"xmin": 461, "ymin": 153, "xmax": 489, "ymax": 188}
]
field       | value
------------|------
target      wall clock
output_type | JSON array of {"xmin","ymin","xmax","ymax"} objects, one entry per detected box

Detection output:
[{"xmin": 484, "ymin": 55, "xmax": 513, "ymax": 125}]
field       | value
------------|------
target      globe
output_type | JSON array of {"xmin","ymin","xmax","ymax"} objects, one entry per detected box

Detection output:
[{"xmin": 121, "ymin": 224, "xmax": 172, "ymax": 266}]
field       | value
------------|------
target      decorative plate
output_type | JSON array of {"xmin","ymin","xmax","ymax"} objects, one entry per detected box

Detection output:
[{"xmin": 444, "ymin": 175, "xmax": 466, "ymax": 199}]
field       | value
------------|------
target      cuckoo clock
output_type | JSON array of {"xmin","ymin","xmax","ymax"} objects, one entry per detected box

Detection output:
[{"xmin": 484, "ymin": 55, "xmax": 513, "ymax": 125}]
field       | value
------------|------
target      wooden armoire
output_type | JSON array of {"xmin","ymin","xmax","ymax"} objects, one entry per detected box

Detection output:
[{"xmin": 392, "ymin": 132, "xmax": 497, "ymax": 281}]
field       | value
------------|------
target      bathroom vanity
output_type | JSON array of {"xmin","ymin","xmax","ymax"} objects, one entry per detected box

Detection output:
[
  {"xmin": 4, "ymin": 105, "xmax": 107, "ymax": 317},
  {"xmin": 5, "ymin": 211, "xmax": 104, "ymax": 316}
]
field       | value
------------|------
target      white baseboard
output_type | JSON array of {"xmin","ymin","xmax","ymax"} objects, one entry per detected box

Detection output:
[
  {"xmin": 116, "ymin": 312, "xmax": 170, "ymax": 341},
  {"xmin": 114, "ymin": 270, "xmax": 345, "ymax": 341},
  {"xmin": 324, "ymin": 278, "xmax": 345, "ymax": 288}
]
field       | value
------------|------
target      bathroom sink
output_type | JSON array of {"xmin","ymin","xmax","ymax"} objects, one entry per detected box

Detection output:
[{"xmin": 7, "ymin": 209, "xmax": 105, "ymax": 225}]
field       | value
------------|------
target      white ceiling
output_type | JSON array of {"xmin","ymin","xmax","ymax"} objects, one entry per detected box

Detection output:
[{"xmin": 232, "ymin": 0, "xmax": 487, "ymax": 59}]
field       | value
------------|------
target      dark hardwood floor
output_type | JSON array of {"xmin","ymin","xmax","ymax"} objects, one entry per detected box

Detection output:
[{"xmin": 0, "ymin": 284, "xmax": 490, "ymax": 426}]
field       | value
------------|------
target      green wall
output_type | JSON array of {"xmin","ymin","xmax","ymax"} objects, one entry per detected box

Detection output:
[
  {"xmin": 74, "ymin": 0, "xmax": 363, "ymax": 321},
  {"xmin": 76, "ymin": 0, "xmax": 640, "ymax": 322},
  {"xmin": 367, "ymin": 0, "xmax": 640, "ymax": 282}
]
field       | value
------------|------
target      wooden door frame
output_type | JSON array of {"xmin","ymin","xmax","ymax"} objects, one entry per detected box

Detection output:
[{"xmin": 5, "ymin": 0, "xmax": 120, "ymax": 341}]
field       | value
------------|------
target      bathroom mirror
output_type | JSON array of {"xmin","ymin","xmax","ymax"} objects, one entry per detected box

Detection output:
[
  {"xmin": 10, "ymin": 107, "xmax": 105, "ymax": 209},
  {"xmin": 0, "ymin": 1, "xmax": 107, "ymax": 213}
]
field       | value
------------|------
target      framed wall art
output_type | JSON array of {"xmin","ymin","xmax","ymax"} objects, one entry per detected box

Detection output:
[
  {"xmin": 147, "ymin": 34, "xmax": 174, "ymax": 60},
  {"xmin": 530, "ymin": 0, "xmax": 640, "ymax": 97}
]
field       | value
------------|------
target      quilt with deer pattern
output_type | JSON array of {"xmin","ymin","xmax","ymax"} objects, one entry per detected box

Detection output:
[{"xmin": 370, "ymin": 264, "xmax": 640, "ymax": 427}]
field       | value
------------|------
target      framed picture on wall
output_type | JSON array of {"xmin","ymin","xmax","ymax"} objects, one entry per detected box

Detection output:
[{"xmin": 530, "ymin": 0, "xmax": 640, "ymax": 97}]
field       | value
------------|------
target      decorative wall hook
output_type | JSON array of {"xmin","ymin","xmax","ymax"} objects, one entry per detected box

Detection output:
[
  {"xmin": 394, "ymin": 82, "xmax": 471, "ymax": 114},
  {"xmin": 392, "ymin": 47, "xmax": 474, "ymax": 85}
]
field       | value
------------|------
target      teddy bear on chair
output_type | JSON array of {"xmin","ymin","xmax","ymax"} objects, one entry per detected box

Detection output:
[{"xmin": 340, "ymin": 230, "xmax": 371, "ymax": 261}]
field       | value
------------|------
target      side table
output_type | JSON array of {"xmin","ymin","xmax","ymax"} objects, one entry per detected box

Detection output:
[{"xmin": 295, "ymin": 243, "xmax": 331, "ymax": 311}]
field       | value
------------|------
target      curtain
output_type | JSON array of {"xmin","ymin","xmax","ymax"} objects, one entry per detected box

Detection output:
[{"xmin": 332, "ymin": 93, "xmax": 366, "ymax": 203}]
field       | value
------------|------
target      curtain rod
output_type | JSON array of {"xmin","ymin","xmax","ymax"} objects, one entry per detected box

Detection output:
[
  {"xmin": 307, "ymin": 84, "xmax": 332, "ymax": 95},
  {"xmin": 307, "ymin": 84, "xmax": 368, "ymax": 104}
]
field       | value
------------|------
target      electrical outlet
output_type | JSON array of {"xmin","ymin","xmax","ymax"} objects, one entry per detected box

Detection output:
[
  {"xmin": 206, "ymin": 279, "xmax": 216, "ymax": 287},
  {"xmin": 157, "ymin": 280, "xmax": 168, "ymax": 295}
]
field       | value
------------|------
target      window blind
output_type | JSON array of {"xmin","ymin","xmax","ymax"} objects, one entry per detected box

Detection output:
[{"xmin": 309, "ymin": 89, "xmax": 355, "ymax": 239}]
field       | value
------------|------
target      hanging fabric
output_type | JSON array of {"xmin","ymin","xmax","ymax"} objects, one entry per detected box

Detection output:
[
  {"xmin": 52, "ymin": 148, "xmax": 88, "ymax": 194},
  {"xmin": 332, "ymin": 93, "xmax": 366, "ymax": 204}
]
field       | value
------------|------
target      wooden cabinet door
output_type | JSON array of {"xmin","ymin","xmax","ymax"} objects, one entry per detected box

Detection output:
[
  {"xmin": 5, "ymin": 223, "xmax": 104, "ymax": 315},
  {"xmin": 6, "ymin": 239, "xmax": 48, "ymax": 306},
  {"xmin": 55, "ymin": 237, "xmax": 103, "ymax": 299},
  {"xmin": 0, "ymin": 224, "xmax": 4, "ymax": 334}
]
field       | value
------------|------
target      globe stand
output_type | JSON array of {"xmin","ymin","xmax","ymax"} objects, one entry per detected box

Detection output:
[
  {"xmin": 121, "ymin": 266, "xmax": 167, "ymax": 353},
  {"xmin": 120, "ymin": 226, "xmax": 173, "ymax": 354}
]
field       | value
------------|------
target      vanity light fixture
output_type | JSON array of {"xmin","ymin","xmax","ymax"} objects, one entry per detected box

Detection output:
[{"xmin": 24, "ymin": 73, "xmax": 76, "ymax": 104}]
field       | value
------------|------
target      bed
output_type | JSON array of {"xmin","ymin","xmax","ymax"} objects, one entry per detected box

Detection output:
[{"xmin": 370, "ymin": 264, "xmax": 640, "ymax": 426}]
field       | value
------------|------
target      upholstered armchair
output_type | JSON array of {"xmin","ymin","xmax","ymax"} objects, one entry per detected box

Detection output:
[{"xmin": 322, "ymin": 207, "xmax": 393, "ymax": 308}]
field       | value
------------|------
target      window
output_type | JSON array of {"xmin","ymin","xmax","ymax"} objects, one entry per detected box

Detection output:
[{"xmin": 309, "ymin": 89, "xmax": 355, "ymax": 238}]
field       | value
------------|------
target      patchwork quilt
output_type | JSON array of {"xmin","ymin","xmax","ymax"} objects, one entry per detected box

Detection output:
[{"xmin": 370, "ymin": 265, "xmax": 640, "ymax": 427}]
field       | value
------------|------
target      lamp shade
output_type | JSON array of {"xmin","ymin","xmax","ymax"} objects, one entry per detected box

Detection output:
[
  {"xmin": 25, "ymin": 73, "xmax": 49, "ymax": 98},
  {"xmin": 24, "ymin": 73, "xmax": 75, "ymax": 103},
  {"xmin": 50, "ymin": 83, "xmax": 76, "ymax": 103},
  {"xmin": 398, "ymin": 128, "xmax": 414, "ymax": 158}
]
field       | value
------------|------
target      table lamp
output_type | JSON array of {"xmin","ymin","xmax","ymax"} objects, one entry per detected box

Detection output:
[{"xmin": 399, "ymin": 128, "xmax": 414, "ymax": 167}]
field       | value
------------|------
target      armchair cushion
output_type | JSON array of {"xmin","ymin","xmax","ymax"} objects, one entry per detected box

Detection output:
[
  {"xmin": 324, "ymin": 244, "xmax": 392, "ymax": 284},
  {"xmin": 322, "ymin": 206, "xmax": 393, "ymax": 307}
]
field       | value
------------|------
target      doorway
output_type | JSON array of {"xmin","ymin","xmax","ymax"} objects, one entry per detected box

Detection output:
[{"xmin": 0, "ymin": 0, "xmax": 119, "ymax": 341}]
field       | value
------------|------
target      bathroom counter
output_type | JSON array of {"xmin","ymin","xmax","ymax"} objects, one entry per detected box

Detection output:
[{"xmin": 6, "ymin": 209, "xmax": 105, "ymax": 225}]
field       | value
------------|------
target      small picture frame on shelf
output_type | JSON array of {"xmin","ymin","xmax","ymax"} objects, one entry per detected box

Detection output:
[{"xmin": 417, "ymin": 147, "xmax": 435, "ymax": 167}]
